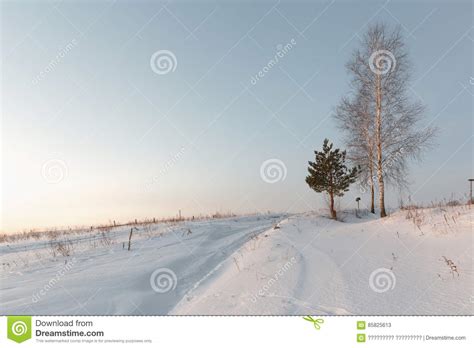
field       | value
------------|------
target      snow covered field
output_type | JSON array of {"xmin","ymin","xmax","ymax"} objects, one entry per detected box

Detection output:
[{"xmin": 1, "ymin": 206, "xmax": 472, "ymax": 315}]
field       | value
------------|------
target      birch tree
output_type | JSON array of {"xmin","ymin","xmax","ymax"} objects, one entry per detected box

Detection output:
[
  {"xmin": 337, "ymin": 24, "xmax": 436, "ymax": 217},
  {"xmin": 334, "ymin": 90, "xmax": 376, "ymax": 213}
]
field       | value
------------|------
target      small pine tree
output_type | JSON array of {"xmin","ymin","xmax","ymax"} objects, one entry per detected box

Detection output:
[{"xmin": 306, "ymin": 139, "xmax": 358, "ymax": 219}]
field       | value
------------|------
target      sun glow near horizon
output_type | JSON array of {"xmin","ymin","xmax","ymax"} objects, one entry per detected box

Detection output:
[{"xmin": 2, "ymin": 0, "xmax": 472, "ymax": 234}]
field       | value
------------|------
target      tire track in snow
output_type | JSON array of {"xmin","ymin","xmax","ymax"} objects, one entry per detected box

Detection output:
[{"xmin": 170, "ymin": 217, "xmax": 289, "ymax": 313}]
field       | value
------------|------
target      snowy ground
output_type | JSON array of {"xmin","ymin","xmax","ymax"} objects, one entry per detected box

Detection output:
[{"xmin": 1, "ymin": 206, "xmax": 472, "ymax": 315}]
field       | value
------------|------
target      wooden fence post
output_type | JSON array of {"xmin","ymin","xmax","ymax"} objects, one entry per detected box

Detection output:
[{"xmin": 128, "ymin": 228, "xmax": 133, "ymax": 251}]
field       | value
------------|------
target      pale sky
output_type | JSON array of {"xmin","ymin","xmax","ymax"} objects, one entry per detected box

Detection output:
[{"xmin": 1, "ymin": 0, "xmax": 473, "ymax": 233}]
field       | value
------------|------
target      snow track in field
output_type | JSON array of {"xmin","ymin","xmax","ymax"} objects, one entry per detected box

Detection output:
[
  {"xmin": 172, "ymin": 208, "xmax": 473, "ymax": 315},
  {"xmin": 0, "ymin": 214, "xmax": 286, "ymax": 315},
  {"xmin": 1, "ymin": 207, "xmax": 472, "ymax": 315}
]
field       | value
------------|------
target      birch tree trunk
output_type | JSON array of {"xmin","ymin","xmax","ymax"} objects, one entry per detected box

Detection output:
[
  {"xmin": 368, "ymin": 144, "xmax": 375, "ymax": 214},
  {"xmin": 375, "ymin": 72, "xmax": 387, "ymax": 217}
]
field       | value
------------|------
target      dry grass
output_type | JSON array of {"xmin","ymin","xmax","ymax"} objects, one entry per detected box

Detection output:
[
  {"xmin": 401, "ymin": 197, "xmax": 470, "ymax": 235},
  {"xmin": 441, "ymin": 256, "xmax": 459, "ymax": 277},
  {"xmin": 49, "ymin": 239, "xmax": 74, "ymax": 258},
  {"xmin": 1, "ymin": 210, "xmax": 249, "ymax": 244}
]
